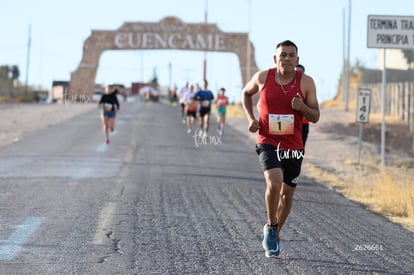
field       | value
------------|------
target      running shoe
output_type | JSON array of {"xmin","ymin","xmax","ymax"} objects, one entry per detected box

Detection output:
[
  {"xmin": 262, "ymin": 224, "xmax": 280, "ymax": 258},
  {"xmin": 196, "ymin": 129, "xmax": 203, "ymax": 137},
  {"xmin": 187, "ymin": 128, "xmax": 192, "ymax": 134},
  {"xmin": 105, "ymin": 139, "xmax": 110, "ymax": 145}
]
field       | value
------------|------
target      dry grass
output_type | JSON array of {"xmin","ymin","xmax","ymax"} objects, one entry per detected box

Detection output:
[
  {"xmin": 0, "ymin": 95, "xmax": 36, "ymax": 103},
  {"xmin": 303, "ymin": 161, "xmax": 414, "ymax": 231},
  {"xmin": 216, "ymin": 103, "xmax": 246, "ymax": 118},
  {"xmin": 370, "ymin": 170, "xmax": 414, "ymax": 223},
  {"xmin": 320, "ymin": 99, "xmax": 344, "ymax": 109}
]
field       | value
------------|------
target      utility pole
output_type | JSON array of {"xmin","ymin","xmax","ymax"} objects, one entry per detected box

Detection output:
[
  {"xmin": 381, "ymin": 50, "xmax": 387, "ymax": 171},
  {"xmin": 344, "ymin": 0, "xmax": 352, "ymax": 111},
  {"xmin": 203, "ymin": 0, "xmax": 208, "ymax": 81},
  {"xmin": 24, "ymin": 24, "xmax": 32, "ymax": 95},
  {"xmin": 168, "ymin": 62, "xmax": 172, "ymax": 90},
  {"xmin": 342, "ymin": 8, "xmax": 346, "ymax": 106},
  {"xmin": 246, "ymin": 0, "xmax": 252, "ymax": 84}
]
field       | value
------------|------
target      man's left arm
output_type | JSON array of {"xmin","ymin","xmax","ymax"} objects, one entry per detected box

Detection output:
[
  {"xmin": 194, "ymin": 91, "xmax": 200, "ymax": 101},
  {"xmin": 292, "ymin": 75, "xmax": 320, "ymax": 123}
]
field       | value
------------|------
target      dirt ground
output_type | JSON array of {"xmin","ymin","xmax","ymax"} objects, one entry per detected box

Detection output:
[
  {"xmin": 0, "ymin": 102, "xmax": 96, "ymax": 147},
  {"xmin": 322, "ymin": 113, "xmax": 414, "ymax": 160}
]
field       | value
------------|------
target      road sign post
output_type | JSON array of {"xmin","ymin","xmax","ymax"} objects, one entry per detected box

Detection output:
[
  {"xmin": 367, "ymin": 15, "xmax": 414, "ymax": 170},
  {"xmin": 356, "ymin": 88, "xmax": 371, "ymax": 164}
]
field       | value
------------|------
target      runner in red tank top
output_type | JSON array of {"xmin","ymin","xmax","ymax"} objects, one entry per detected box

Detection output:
[
  {"xmin": 242, "ymin": 40, "xmax": 320, "ymax": 258},
  {"xmin": 257, "ymin": 67, "xmax": 305, "ymax": 150},
  {"xmin": 295, "ymin": 64, "xmax": 310, "ymax": 147}
]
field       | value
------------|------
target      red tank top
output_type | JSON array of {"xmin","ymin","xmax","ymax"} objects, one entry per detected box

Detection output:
[{"xmin": 257, "ymin": 68, "xmax": 304, "ymax": 150}]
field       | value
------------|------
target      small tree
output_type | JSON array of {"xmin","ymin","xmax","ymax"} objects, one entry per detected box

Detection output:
[
  {"xmin": 351, "ymin": 58, "xmax": 365, "ymax": 74},
  {"xmin": 401, "ymin": 49, "xmax": 414, "ymax": 70},
  {"xmin": 11, "ymin": 65, "xmax": 19, "ymax": 81},
  {"xmin": 150, "ymin": 66, "xmax": 159, "ymax": 86}
]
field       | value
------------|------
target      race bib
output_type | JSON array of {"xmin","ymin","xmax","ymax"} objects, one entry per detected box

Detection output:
[
  {"xmin": 201, "ymin": 100, "xmax": 210, "ymax": 107},
  {"xmin": 269, "ymin": 114, "xmax": 294, "ymax": 135},
  {"xmin": 217, "ymin": 99, "xmax": 227, "ymax": 107},
  {"xmin": 186, "ymin": 100, "xmax": 197, "ymax": 109},
  {"xmin": 104, "ymin": 103, "xmax": 112, "ymax": 111}
]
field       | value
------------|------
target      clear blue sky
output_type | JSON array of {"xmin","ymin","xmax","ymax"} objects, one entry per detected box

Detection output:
[{"xmin": 1, "ymin": 0, "xmax": 412, "ymax": 103}]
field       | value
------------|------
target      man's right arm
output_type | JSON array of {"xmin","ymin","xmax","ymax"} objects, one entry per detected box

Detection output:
[
  {"xmin": 242, "ymin": 70, "xmax": 265, "ymax": 132},
  {"xmin": 193, "ymin": 91, "xmax": 199, "ymax": 101},
  {"xmin": 98, "ymin": 95, "xmax": 104, "ymax": 108}
]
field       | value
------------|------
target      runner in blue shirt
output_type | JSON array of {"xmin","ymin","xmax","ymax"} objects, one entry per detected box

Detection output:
[{"xmin": 194, "ymin": 79, "xmax": 214, "ymax": 138}]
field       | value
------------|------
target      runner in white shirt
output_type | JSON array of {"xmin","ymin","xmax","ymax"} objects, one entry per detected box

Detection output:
[
  {"xmin": 183, "ymin": 84, "xmax": 198, "ymax": 133},
  {"xmin": 178, "ymin": 82, "xmax": 189, "ymax": 123}
]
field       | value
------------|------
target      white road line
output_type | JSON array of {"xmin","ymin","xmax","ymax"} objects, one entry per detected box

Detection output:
[
  {"xmin": 96, "ymin": 143, "xmax": 107, "ymax": 152},
  {"xmin": 70, "ymin": 167, "xmax": 93, "ymax": 180},
  {"xmin": 93, "ymin": 202, "xmax": 117, "ymax": 245},
  {"xmin": 0, "ymin": 216, "xmax": 45, "ymax": 261}
]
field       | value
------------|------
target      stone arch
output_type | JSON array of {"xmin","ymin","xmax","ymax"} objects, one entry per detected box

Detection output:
[{"xmin": 69, "ymin": 16, "xmax": 258, "ymax": 96}]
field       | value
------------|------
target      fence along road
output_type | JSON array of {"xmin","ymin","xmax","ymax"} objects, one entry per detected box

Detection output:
[{"xmin": 0, "ymin": 98, "xmax": 413, "ymax": 274}]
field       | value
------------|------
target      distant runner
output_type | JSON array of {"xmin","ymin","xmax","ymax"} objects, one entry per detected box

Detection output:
[
  {"xmin": 215, "ymin": 87, "xmax": 229, "ymax": 136},
  {"xmin": 295, "ymin": 64, "xmax": 310, "ymax": 147},
  {"xmin": 99, "ymin": 85, "xmax": 120, "ymax": 144},
  {"xmin": 184, "ymin": 84, "xmax": 198, "ymax": 134},
  {"xmin": 179, "ymin": 82, "xmax": 189, "ymax": 124},
  {"xmin": 194, "ymin": 80, "xmax": 214, "ymax": 138}
]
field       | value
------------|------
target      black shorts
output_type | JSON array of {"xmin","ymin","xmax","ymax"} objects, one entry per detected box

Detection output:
[
  {"xmin": 302, "ymin": 123, "xmax": 309, "ymax": 146},
  {"xmin": 186, "ymin": 111, "xmax": 197, "ymax": 118},
  {"xmin": 255, "ymin": 143, "xmax": 304, "ymax": 187},
  {"xmin": 199, "ymin": 108, "xmax": 211, "ymax": 117}
]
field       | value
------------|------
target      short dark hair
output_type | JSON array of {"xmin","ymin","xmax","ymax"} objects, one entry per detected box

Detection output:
[
  {"xmin": 276, "ymin": 40, "xmax": 298, "ymax": 54},
  {"xmin": 295, "ymin": 64, "xmax": 305, "ymax": 72}
]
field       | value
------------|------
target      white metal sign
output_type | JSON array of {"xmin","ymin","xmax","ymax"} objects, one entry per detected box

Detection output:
[
  {"xmin": 367, "ymin": 15, "xmax": 414, "ymax": 49},
  {"xmin": 356, "ymin": 88, "xmax": 371, "ymax": 123}
]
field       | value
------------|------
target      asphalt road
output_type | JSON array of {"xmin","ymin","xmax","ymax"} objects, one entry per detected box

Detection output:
[{"xmin": 0, "ymin": 98, "xmax": 413, "ymax": 274}]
